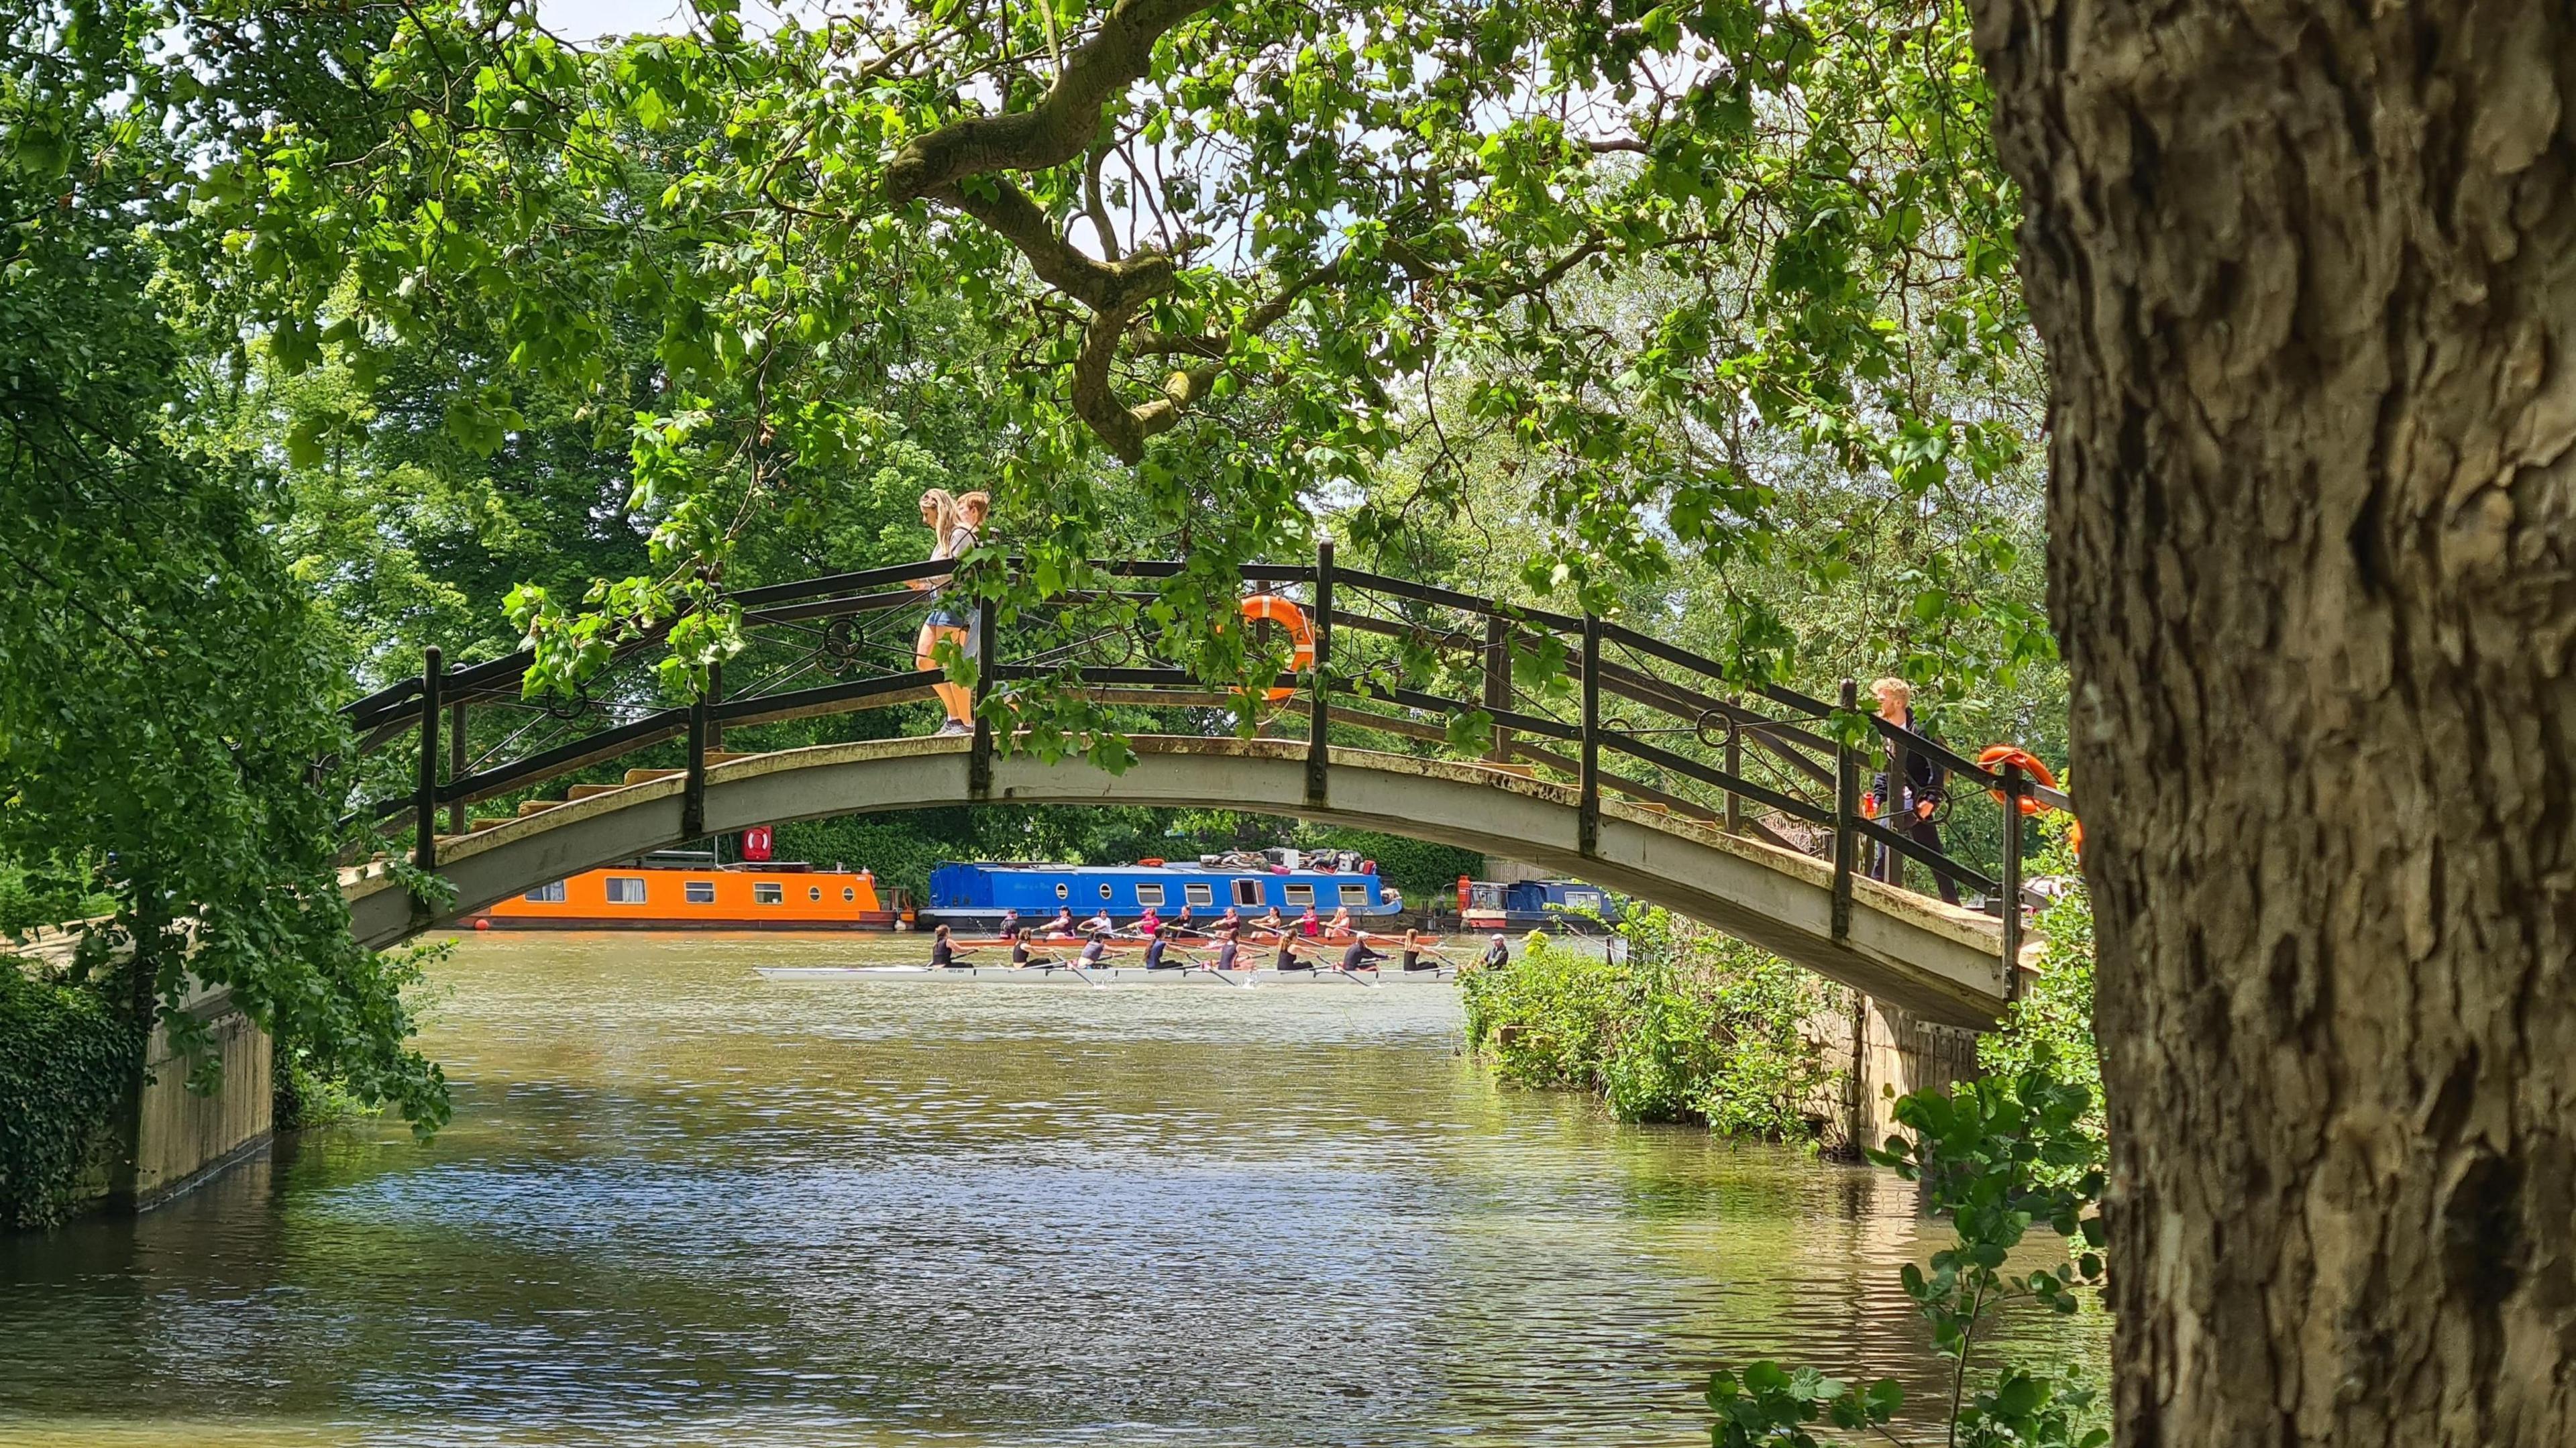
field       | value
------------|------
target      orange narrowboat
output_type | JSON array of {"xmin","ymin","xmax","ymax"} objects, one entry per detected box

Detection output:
[{"xmin": 466, "ymin": 852, "xmax": 902, "ymax": 932}]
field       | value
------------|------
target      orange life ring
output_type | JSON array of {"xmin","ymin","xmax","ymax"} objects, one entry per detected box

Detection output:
[
  {"xmin": 1239, "ymin": 594, "xmax": 1316, "ymax": 704},
  {"xmin": 1977, "ymin": 745, "xmax": 2059, "ymax": 815}
]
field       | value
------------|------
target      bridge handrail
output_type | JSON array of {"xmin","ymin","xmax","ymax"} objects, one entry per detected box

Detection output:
[{"xmin": 333, "ymin": 545, "xmax": 2070, "ymax": 991}]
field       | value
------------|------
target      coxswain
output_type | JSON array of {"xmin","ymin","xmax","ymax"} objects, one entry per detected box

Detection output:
[
  {"xmin": 996, "ymin": 907, "xmax": 1020, "ymax": 939},
  {"xmin": 1480, "ymin": 933, "xmax": 1511, "ymax": 971}
]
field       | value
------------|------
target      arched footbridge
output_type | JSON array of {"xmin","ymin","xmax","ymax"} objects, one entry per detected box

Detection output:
[{"xmin": 333, "ymin": 551, "xmax": 2075, "ymax": 1031}]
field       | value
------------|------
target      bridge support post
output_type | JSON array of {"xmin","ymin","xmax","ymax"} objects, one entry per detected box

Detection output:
[
  {"xmin": 1831, "ymin": 678, "xmax": 1857, "ymax": 940},
  {"xmin": 414, "ymin": 647, "xmax": 441, "ymax": 872},
  {"xmin": 1482, "ymin": 612, "xmax": 1511, "ymax": 765},
  {"xmin": 1578, "ymin": 614, "xmax": 1600, "ymax": 856},
  {"xmin": 683, "ymin": 689, "xmax": 708, "ymax": 841},
  {"xmin": 1305, "ymin": 541, "xmax": 1333, "ymax": 807},
  {"xmin": 969, "ymin": 591, "xmax": 996, "ymax": 800},
  {"xmin": 446, "ymin": 700, "xmax": 467, "ymax": 837},
  {"xmin": 2000, "ymin": 762, "xmax": 2025, "ymax": 1001},
  {"xmin": 1723, "ymin": 718, "xmax": 1743, "ymax": 834}
]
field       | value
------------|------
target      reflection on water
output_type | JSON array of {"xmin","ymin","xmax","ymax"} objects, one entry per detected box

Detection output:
[{"xmin": 0, "ymin": 934, "xmax": 2106, "ymax": 1446}]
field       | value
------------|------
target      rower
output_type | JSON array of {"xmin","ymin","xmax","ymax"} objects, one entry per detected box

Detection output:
[
  {"xmin": 1326, "ymin": 905, "xmax": 1354, "ymax": 938},
  {"xmin": 1215, "ymin": 905, "xmax": 1241, "ymax": 938},
  {"xmin": 1075, "ymin": 934, "xmax": 1112, "ymax": 972},
  {"xmin": 1211, "ymin": 933, "xmax": 1244, "ymax": 974},
  {"xmin": 1167, "ymin": 903, "xmax": 1195, "ymax": 938},
  {"xmin": 1297, "ymin": 904, "xmax": 1323, "ymax": 938},
  {"xmin": 1399, "ymin": 928, "xmax": 1447, "ymax": 973},
  {"xmin": 928, "ymin": 925, "xmax": 976, "ymax": 971},
  {"xmin": 1081, "ymin": 906, "xmax": 1116, "ymax": 940},
  {"xmin": 1339, "ymin": 936, "xmax": 1386, "ymax": 977},
  {"xmin": 1253, "ymin": 905, "xmax": 1286, "ymax": 935},
  {"xmin": 1136, "ymin": 904, "xmax": 1161, "ymax": 937},
  {"xmin": 1045, "ymin": 905, "xmax": 1075, "ymax": 938},
  {"xmin": 1140, "ymin": 931, "xmax": 1181, "ymax": 971},
  {"xmin": 1010, "ymin": 929, "xmax": 1058, "ymax": 971},
  {"xmin": 1273, "ymin": 934, "xmax": 1313, "ymax": 972}
]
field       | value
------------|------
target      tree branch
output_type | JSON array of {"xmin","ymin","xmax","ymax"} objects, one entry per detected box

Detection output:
[{"xmin": 881, "ymin": 0, "xmax": 1218, "ymax": 205}]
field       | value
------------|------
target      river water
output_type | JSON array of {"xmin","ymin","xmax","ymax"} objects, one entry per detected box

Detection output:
[{"xmin": 1, "ymin": 934, "xmax": 2105, "ymax": 1447}]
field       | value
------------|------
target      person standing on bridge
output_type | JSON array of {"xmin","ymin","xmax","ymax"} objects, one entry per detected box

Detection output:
[
  {"xmin": 910, "ymin": 488, "xmax": 981, "ymax": 736},
  {"xmin": 1868, "ymin": 677, "xmax": 1960, "ymax": 906}
]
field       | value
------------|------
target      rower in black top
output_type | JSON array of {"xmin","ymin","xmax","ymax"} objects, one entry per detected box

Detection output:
[
  {"xmin": 1340, "ymin": 938, "xmax": 1386, "ymax": 975},
  {"xmin": 1010, "ymin": 930, "xmax": 1058, "ymax": 970},
  {"xmin": 928, "ymin": 925, "xmax": 975, "ymax": 970}
]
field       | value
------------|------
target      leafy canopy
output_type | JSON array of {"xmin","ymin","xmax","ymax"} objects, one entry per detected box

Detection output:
[{"xmin": 212, "ymin": 0, "xmax": 2039, "ymax": 704}]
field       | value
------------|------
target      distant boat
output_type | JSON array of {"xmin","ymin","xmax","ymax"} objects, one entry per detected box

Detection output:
[
  {"xmin": 465, "ymin": 850, "xmax": 902, "ymax": 931},
  {"xmin": 918, "ymin": 852, "xmax": 1403, "ymax": 934},
  {"xmin": 1458, "ymin": 877, "xmax": 1617, "ymax": 934}
]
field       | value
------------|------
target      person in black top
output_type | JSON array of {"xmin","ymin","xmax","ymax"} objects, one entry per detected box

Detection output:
[
  {"xmin": 1045, "ymin": 905, "xmax": 1075, "ymax": 937},
  {"xmin": 1868, "ymin": 677, "xmax": 1960, "ymax": 905},
  {"xmin": 1010, "ymin": 929, "xmax": 1057, "ymax": 970},
  {"xmin": 996, "ymin": 907, "xmax": 1020, "ymax": 938},
  {"xmin": 1273, "ymin": 935, "xmax": 1312, "ymax": 972},
  {"xmin": 928, "ymin": 925, "xmax": 975, "ymax": 970},
  {"xmin": 1339, "ymin": 938, "xmax": 1386, "ymax": 976}
]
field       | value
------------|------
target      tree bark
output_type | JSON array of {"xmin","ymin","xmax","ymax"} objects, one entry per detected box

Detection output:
[{"xmin": 1970, "ymin": 3, "xmax": 2576, "ymax": 1445}]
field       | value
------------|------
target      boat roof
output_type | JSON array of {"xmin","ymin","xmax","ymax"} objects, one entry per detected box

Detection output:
[{"xmin": 934, "ymin": 860, "xmax": 1368, "ymax": 876}]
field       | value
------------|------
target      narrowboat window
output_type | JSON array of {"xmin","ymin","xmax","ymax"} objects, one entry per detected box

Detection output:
[
  {"xmin": 525, "ymin": 881, "xmax": 568, "ymax": 903},
  {"xmin": 808, "ymin": 886, "xmax": 823, "ymax": 902},
  {"xmin": 1098, "ymin": 883, "xmax": 1114, "ymax": 900},
  {"xmin": 1232, "ymin": 879, "xmax": 1262, "ymax": 907},
  {"xmin": 604, "ymin": 877, "xmax": 648, "ymax": 904},
  {"xmin": 1566, "ymin": 890, "xmax": 1603, "ymax": 909},
  {"xmin": 842, "ymin": 887, "xmax": 856, "ymax": 902},
  {"xmin": 753, "ymin": 882, "xmax": 784, "ymax": 905},
  {"xmin": 1135, "ymin": 883, "xmax": 1165, "ymax": 907},
  {"xmin": 1338, "ymin": 883, "xmax": 1370, "ymax": 905},
  {"xmin": 1283, "ymin": 884, "xmax": 1314, "ymax": 906},
  {"xmin": 1185, "ymin": 883, "xmax": 1214, "ymax": 907},
  {"xmin": 684, "ymin": 881, "xmax": 716, "ymax": 905},
  {"xmin": 1055, "ymin": 883, "xmax": 1069, "ymax": 899}
]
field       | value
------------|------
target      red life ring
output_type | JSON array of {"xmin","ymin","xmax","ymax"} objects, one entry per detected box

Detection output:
[
  {"xmin": 1977, "ymin": 746, "xmax": 2059, "ymax": 816},
  {"xmin": 1238, "ymin": 594, "xmax": 1316, "ymax": 704}
]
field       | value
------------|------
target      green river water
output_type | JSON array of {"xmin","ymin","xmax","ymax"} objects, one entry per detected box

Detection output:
[{"xmin": 0, "ymin": 934, "xmax": 2106, "ymax": 1446}]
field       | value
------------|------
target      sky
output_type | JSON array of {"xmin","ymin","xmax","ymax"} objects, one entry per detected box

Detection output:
[{"xmin": 535, "ymin": 0, "xmax": 698, "ymax": 42}]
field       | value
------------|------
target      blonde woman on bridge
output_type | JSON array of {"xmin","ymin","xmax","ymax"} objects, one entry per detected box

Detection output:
[{"xmin": 910, "ymin": 488, "xmax": 985, "ymax": 736}]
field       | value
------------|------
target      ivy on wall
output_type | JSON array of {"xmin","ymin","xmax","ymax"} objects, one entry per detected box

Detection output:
[{"xmin": 0, "ymin": 964, "xmax": 142, "ymax": 1229}]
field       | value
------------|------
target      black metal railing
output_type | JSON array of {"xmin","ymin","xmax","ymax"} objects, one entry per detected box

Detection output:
[{"xmin": 335, "ymin": 545, "xmax": 2076, "ymax": 991}]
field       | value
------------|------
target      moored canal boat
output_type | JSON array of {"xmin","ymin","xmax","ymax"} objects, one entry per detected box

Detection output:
[
  {"xmin": 920, "ymin": 852, "xmax": 1403, "ymax": 934},
  {"xmin": 467, "ymin": 851, "xmax": 902, "ymax": 931}
]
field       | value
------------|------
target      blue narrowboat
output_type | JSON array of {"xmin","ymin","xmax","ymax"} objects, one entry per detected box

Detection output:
[
  {"xmin": 922, "ymin": 857, "xmax": 1403, "ymax": 932},
  {"xmin": 1461, "ymin": 878, "xmax": 1618, "ymax": 933}
]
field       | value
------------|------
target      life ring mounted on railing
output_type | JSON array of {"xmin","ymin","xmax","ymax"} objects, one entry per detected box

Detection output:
[
  {"xmin": 1238, "ymin": 594, "xmax": 1316, "ymax": 704},
  {"xmin": 1978, "ymin": 744, "xmax": 2080, "ymax": 857}
]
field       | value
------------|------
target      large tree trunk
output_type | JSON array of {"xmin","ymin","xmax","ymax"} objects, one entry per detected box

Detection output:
[{"xmin": 1968, "ymin": 3, "xmax": 2576, "ymax": 1445}]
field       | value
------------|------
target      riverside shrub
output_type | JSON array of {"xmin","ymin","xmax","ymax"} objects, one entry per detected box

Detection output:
[
  {"xmin": 1462, "ymin": 907, "xmax": 1837, "ymax": 1141},
  {"xmin": 0, "ymin": 964, "xmax": 142, "ymax": 1229}
]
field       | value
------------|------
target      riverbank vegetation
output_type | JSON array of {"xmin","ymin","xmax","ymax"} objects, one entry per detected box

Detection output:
[{"xmin": 1462, "ymin": 909, "xmax": 1844, "ymax": 1142}]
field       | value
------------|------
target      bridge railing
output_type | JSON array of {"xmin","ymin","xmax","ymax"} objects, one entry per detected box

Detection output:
[{"xmin": 335, "ymin": 546, "xmax": 2070, "ymax": 991}]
